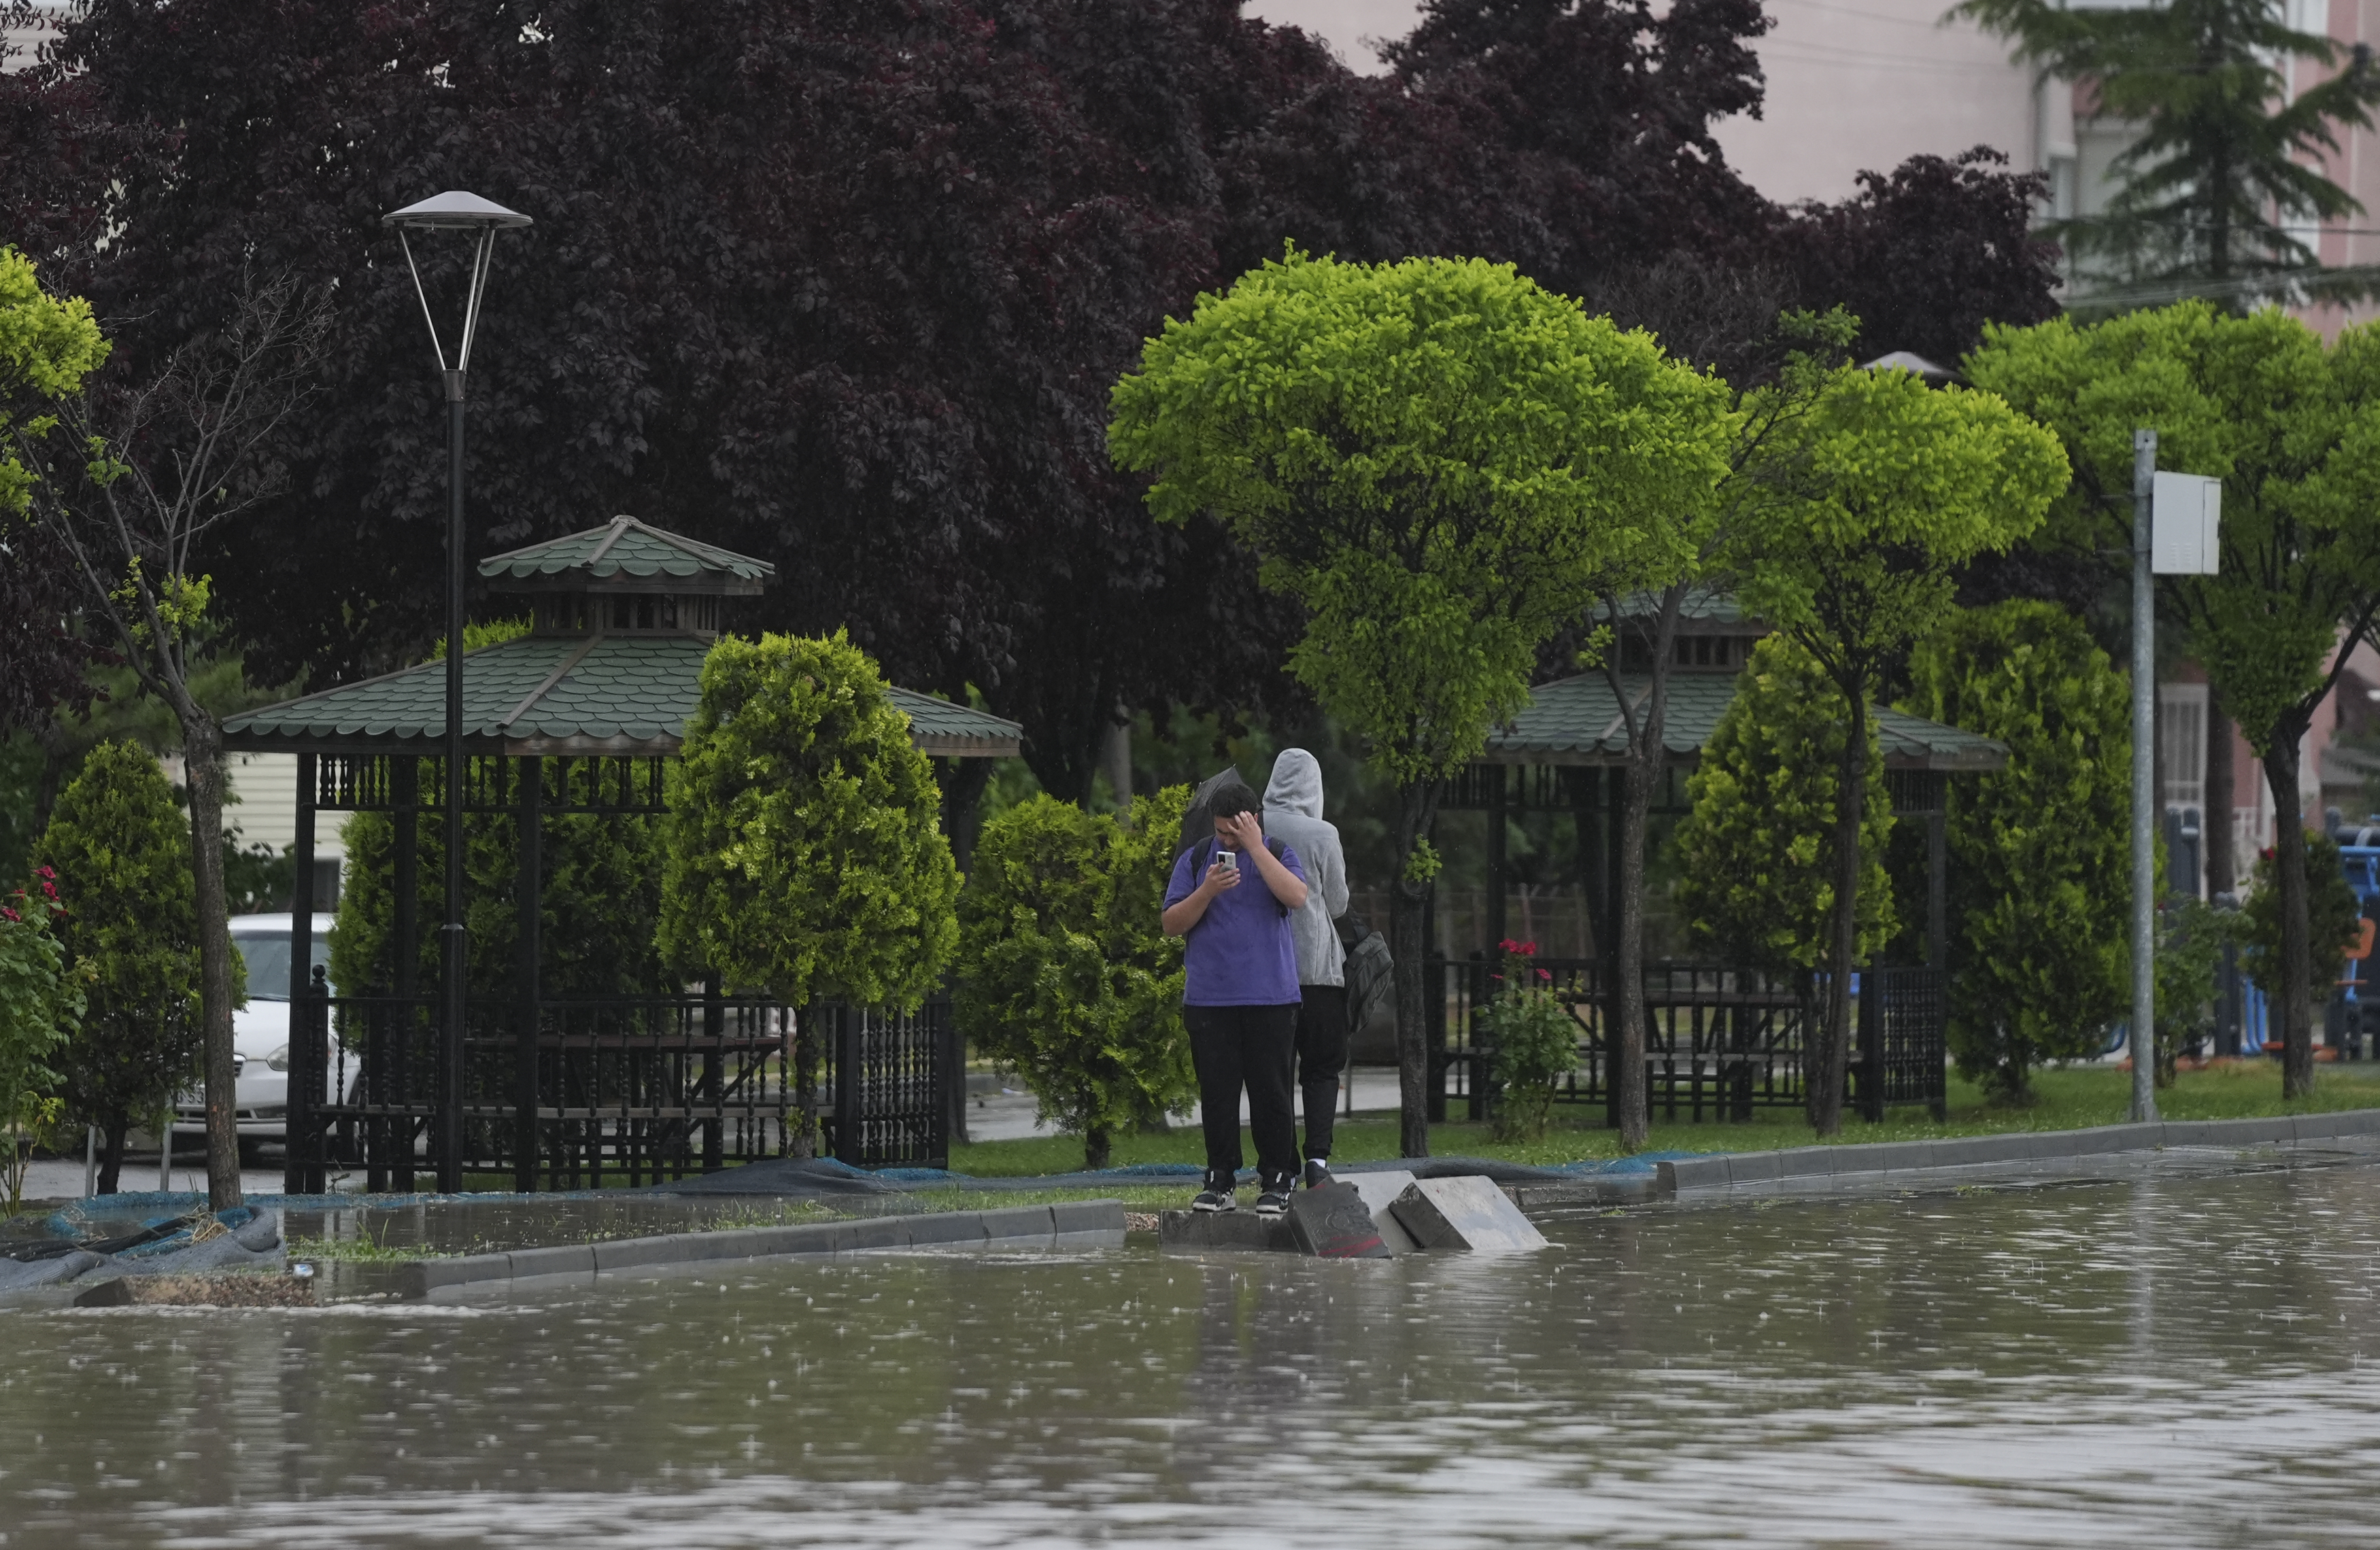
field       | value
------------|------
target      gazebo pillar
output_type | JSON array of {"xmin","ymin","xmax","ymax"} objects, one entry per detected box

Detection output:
[
  {"xmin": 387, "ymin": 757, "xmax": 420, "ymax": 1192},
  {"xmin": 514, "ymin": 755, "xmax": 543, "ymax": 1191},
  {"xmin": 283, "ymin": 754, "xmax": 318, "ymax": 1196},
  {"xmin": 1485, "ymin": 765, "xmax": 1508, "ymax": 950}
]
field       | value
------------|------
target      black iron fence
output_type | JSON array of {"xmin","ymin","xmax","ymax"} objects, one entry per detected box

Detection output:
[
  {"xmin": 284, "ymin": 982, "xmax": 953, "ymax": 1192},
  {"xmin": 1427, "ymin": 957, "xmax": 1946, "ymax": 1124}
]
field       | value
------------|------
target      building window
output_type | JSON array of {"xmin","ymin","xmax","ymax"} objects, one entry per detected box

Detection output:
[{"xmin": 2160, "ymin": 683, "xmax": 2208, "ymax": 812}]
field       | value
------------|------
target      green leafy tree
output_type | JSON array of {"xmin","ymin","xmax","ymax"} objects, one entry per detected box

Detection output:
[
  {"xmin": 1903, "ymin": 602, "xmax": 2131, "ymax": 1103},
  {"xmin": 661, "ymin": 631, "xmax": 960, "ymax": 1158},
  {"xmin": 0, "ymin": 245, "xmax": 109, "ymax": 520},
  {"xmin": 1966, "ymin": 301, "xmax": 2380, "ymax": 1099},
  {"xmin": 1678, "ymin": 634, "xmax": 1897, "ymax": 977},
  {"xmin": 1724, "ymin": 367, "xmax": 2067, "ymax": 1134},
  {"xmin": 1108, "ymin": 249, "xmax": 1731, "ymax": 1156},
  {"xmin": 32, "ymin": 739, "xmax": 232, "ymax": 1192},
  {"xmin": 2156, "ymin": 895, "xmax": 2234, "ymax": 1088},
  {"xmin": 1956, "ymin": 0, "xmax": 2380, "ymax": 297},
  {"xmin": 954, "ymin": 787, "xmax": 1195, "ymax": 1169},
  {"xmin": 2239, "ymin": 831, "xmax": 2362, "ymax": 1014},
  {"xmin": 12, "ymin": 267, "xmax": 330, "ymax": 1209},
  {"xmin": 0, "ymin": 870, "xmax": 84, "ymax": 1213}
]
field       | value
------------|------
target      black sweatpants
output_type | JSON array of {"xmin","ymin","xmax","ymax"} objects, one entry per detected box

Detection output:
[
  {"xmin": 1295, "ymin": 984, "xmax": 1348, "ymax": 1162},
  {"xmin": 1184, "ymin": 1003, "xmax": 1300, "ymax": 1188}
]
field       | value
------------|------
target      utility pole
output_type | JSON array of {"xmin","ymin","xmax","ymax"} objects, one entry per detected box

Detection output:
[{"xmin": 2131, "ymin": 428, "xmax": 2159, "ymax": 1123}]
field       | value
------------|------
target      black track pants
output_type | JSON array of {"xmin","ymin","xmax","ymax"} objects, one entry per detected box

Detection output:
[
  {"xmin": 1184, "ymin": 1003, "xmax": 1300, "ymax": 1187},
  {"xmin": 1295, "ymin": 984, "xmax": 1349, "ymax": 1161}
]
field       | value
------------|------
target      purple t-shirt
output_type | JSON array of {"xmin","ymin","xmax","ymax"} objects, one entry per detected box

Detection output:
[{"xmin": 1165, "ymin": 841, "xmax": 1306, "ymax": 1006}]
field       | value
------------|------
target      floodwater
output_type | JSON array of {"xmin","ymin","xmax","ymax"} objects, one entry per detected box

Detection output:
[{"xmin": 6, "ymin": 1164, "xmax": 2380, "ymax": 1548}]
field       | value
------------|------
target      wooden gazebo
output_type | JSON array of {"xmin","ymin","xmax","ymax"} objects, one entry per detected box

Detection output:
[
  {"xmin": 224, "ymin": 517, "xmax": 1021, "ymax": 1194},
  {"xmin": 1429, "ymin": 593, "xmax": 2006, "ymax": 1124}
]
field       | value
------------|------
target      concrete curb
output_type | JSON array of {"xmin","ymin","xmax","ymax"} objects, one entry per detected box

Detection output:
[
  {"xmin": 308, "ymin": 1200, "xmax": 1126, "ymax": 1299},
  {"xmin": 1653, "ymin": 1109, "xmax": 2380, "ymax": 1195}
]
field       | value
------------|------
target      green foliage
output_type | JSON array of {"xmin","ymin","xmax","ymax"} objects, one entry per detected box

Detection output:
[
  {"xmin": 2156, "ymin": 897, "xmax": 2234, "ymax": 1087},
  {"xmin": 2239, "ymin": 832, "xmax": 2363, "ymax": 998},
  {"xmin": 954, "ymin": 787, "xmax": 1195, "ymax": 1169},
  {"xmin": 1903, "ymin": 602, "xmax": 2132, "ymax": 1101},
  {"xmin": 662, "ymin": 631, "xmax": 959, "ymax": 1010},
  {"xmin": 1727, "ymin": 364, "xmax": 2069, "ymax": 689},
  {"xmin": 31, "ymin": 740, "xmax": 218, "ymax": 1160},
  {"xmin": 1676, "ymin": 636, "xmax": 1896, "ymax": 973},
  {"xmin": 1479, "ymin": 940, "xmax": 1578, "ymax": 1141},
  {"xmin": 0, "ymin": 872, "xmax": 84, "ymax": 1212},
  {"xmin": 0, "ymin": 245, "xmax": 112, "ymax": 519},
  {"xmin": 330, "ymin": 764, "xmax": 666, "ymax": 1001},
  {"xmin": 1109, "ymin": 248, "xmax": 1729, "ymax": 794},
  {"xmin": 1967, "ymin": 304, "xmax": 2380, "ymax": 766},
  {"xmin": 1954, "ymin": 0, "xmax": 2380, "ymax": 290}
]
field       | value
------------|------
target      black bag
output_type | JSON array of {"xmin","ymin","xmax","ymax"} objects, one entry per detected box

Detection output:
[{"xmin": 1338, "ymin": 911, "xmax": 1397, "ymax": 1062}]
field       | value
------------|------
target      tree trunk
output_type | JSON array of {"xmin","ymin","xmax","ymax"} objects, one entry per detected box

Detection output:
[
  {"xmin": 1391, "ymin": 779, "xmax": 1440, "ymax": 1160},
  {"xmin": 2262, "ymin": 735, "xmax": 2317, "ymax": 1099},
  {"xmin": 180, "ymin": 713, "xmax": 243, "ymax": 1210},
  {"xmin": 790, "ymin": 1009, "xmax": 819, "ymax": 1160},
  {"xmin": 1084, "ymin": 1125, "xmax": 1111, "ymax": 1171},
  {"xmin": 1608, "ymin": 585, "xmax": 1682, "ymax": 1153},
  {"xmin": 98, "ymin": 1112, "xmax": 127, "ymax": 1196},
  {"xmin": 1811, "ymin": 691, "xmax": 1866, "ymax": 1137},
  {"xmin": 2205, "ymin": 690, "xmax": 2236, "ymax": 898}
]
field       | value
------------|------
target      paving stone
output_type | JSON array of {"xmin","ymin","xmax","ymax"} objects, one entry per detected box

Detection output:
[
  {"xmin": 1342, "ymin": 1171, "xmax": 1421, "ymax": 1254},
  {"xmin": 834, "ymin": 1216, "xmax": 913, "ymax": 1252},
  {"xmin": 422, "ymin": 1251, "xmax": 515, "ymax": 1287},
  {"xmin": 1157, "ymin": 1209, "xmax": 1297, "ymax": 1253},
  {"xmin": 507, "ymin": 1244, "xmax": 594, "ymax": 1279},
  {"xmin": 1049, "ymin": 1199, "xmax": 1125, "ymax": 1236},
  {"xmin": 1286, "ymin": 1183, "xmax": 1393, "ymax": 1258},
  {"xmin": 974, "ymin": 1205, "xmax": 1058, "ymax": 1243},
  {"xmin": 1389, "ymin": 1176, "xmax": 1548, "ymax": 1253}
]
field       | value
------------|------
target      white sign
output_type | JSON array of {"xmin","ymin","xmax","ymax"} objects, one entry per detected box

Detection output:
[{"xmin": 2153, "ymin": 471, "xmax": 2221, "ymax": 575}]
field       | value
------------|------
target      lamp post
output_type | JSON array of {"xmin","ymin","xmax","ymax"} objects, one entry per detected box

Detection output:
[{"xmin": 384, "ymin": 190, "xmax": 532, "ymax": 1192}]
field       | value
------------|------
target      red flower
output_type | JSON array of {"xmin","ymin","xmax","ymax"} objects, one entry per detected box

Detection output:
[{"xmin": 1537, "ymin": 967, "xmax": 1552, "ymax": 982}]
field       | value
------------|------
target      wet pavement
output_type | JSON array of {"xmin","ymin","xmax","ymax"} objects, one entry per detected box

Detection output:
[{"xmin": 7, "ymin": 1158, "xmax": 2380, "ymax": 1547}]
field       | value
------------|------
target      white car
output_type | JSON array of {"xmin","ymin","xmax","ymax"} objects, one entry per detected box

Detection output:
[{"xmin": 171, "ymin": 913, "xmax": 339, "ymax": 1156}]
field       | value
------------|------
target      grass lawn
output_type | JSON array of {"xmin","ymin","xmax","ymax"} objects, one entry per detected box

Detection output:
[{"xmin": 949, "ymin": 1058, "xmax": 2380, "ymax": 1177}]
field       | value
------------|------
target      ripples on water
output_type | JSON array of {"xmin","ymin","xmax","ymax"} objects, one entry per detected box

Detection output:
[{"xmin": 6, "ymin": 1165, "xmax": 2380, "ymax": 1548}]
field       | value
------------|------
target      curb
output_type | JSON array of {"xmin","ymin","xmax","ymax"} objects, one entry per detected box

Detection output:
[
  {"xmin": 1652, "ymin": 1109, "xmax": 2380, "ymax": 1194},
  {"xmin": 307, "ymin": 1199, "xmax": 1125, "ymax": 1299}
]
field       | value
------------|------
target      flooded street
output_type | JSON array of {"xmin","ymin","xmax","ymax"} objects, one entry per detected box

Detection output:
[{"xmin": 7, "ymin": 1164, "xmax": 2380, "ymax": 1548}]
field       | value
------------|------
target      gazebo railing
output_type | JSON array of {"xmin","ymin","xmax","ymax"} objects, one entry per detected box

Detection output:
[
  {"xmin": 286, "ymin": 988, "xmax": 952, "ymax": 1192},
  {"xmin": 1428, "ymin": 957, "xmax": 1946, "ymax": 1124}
]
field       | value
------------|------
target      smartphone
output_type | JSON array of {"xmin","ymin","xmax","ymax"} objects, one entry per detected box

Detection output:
[{"xmin": 1214, "ymin": 848, "xmax": 1238, "ymax": 874}]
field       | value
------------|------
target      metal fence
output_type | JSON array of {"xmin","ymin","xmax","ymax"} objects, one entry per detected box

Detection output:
[
  {"xmin": 1427, "ymin": 957, "xmax": 1947, "ymax": 1124},
  {"xmin": 285, "ymin": 983, "xmax": 952, "ymax": 1190}
]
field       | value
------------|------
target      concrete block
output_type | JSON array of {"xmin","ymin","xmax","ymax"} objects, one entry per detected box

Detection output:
[
  {"xmin": 1158, "ymin": 1209, "xmax": 1297, "ymax": 1253},
  {"xmin": 835, "ymin": 1216, "xmax": 913, "ymax": 1252},
  {"xmin": 506, "ymin": 1244, "xmax": 594, "ymax": 1279},
  {"xmin": 1049, "ymin": 1199, "xmax": 1125, "ymax": 1236},
  {"xmin": 1840, "ymin": 1141, "xmax": 1924, "ymax": 1175},
  {"xmin": 2311, "ymin": 1108, "xmax": 2380, "ymax": 1137},
  {"xmin": 1285, "ymin": 1182, "xmax": 1394, "ymax": 1258},
  {"xmin": 2160, "ymin": 1120, "xmax": 2222, "ymax": 1149},
  {"xmin": 1950, "ymin": 1133, "xmax": 2033, "ymax": 1167},
  {"xmin": 420, "ymin": 1252, "xmax": 512, "ymax": 1289},
  {"xmin": 974, "ymin": 1205, "xmax": 1058, "ymax": 1243},
  {"xmin": 1773, "ymin": 1148, "xmax": 1835, "ymax": 1179},
  {"xmin": 1343, "ymin": 1171, "xmax": 1421, "ymax": 1254},
  {"xmin": 739, "ymin": 1223, "xmax": 841, "ymax": 1259},
  {"xmin": 1389, "ymin": 1176, "xmax": 1548, "ymax": 1253},
  {"xmin": 1657, "ymin": 1156, "xmax": 1731, "ymax": 1192},
  {"xmin": 1725, "ymin": 1151, "xmax": 1783, "ymax": 1186},
  {"xmin": 2211, "ymin": 1116, "xmax": 2293, "ymax": 1146},
  {"xmin": 903, "ymin": 1212, "xmax": 986, "ymax": 1246},
  {"xmin": 2062, "ymin": 1124, "xmax": 2146, "ymax": 1157},
  {"xmin": 593, "ymin": 1236, "xmax": 685, "ymax": 1273}
]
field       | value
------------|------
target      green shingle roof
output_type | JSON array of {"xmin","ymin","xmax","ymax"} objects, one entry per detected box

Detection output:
[
  {"xmin": 1482, "ymin": 672, "xmax": 2007, "ymax": 772},
  {"xmin": 222, "ymin": 636, "xmax": 1022, "ymax": 759},
  {"xmin": 478, "ymin": 515, "xmax": 774, "ymax": 593}
]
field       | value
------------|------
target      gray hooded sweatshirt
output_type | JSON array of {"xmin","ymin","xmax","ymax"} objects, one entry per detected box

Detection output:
[{"xmin": 1261, "ymin": 748, "xmax": 1348, "ymax": 987}]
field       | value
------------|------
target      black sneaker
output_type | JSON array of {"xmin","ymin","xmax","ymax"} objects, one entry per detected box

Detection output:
[
  {"xmin": 1302, "ymin": 1158, "xmax": 1333, "ymax": 1190},
  {"xmin": 1255, "ymin": 1184, "xmax": 1291, "ymax": 1217},
  {"xmin": 1192, "ymin": 1173, "xmax": 1236, "ymax": 1213}
]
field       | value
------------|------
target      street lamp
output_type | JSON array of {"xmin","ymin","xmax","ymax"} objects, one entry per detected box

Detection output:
[{"xmin": 384, "ymin": 189, "xmax": 532, "ymax": 1192}]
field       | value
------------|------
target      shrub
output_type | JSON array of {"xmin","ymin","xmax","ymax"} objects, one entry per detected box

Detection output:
[
  {"xmin": 2240, "ymin": 831, "xmax": 2362, "ymax": 1001},
  {"xmin": 662, "ymin": 632, "xmax": 959, "ymax": 1156},
  {"xmin": 955, "ymin": 787, "xmax": 1194, "ymax": 1170},
  {"xmin": 1902, "ymin": 602, "xmax": 2131, "ymax": 1102},
  {"xmin": 1677, "ymin": 635, "xmax": 1896, "ymax": 975},
  {"xmin": 0, "ymin": 871, "xmax": 84, "ymax": 1213},
  {"xmin": 1478, "ymin": 939, "xmax": 1577, "ymax": 1142},
  {"xmin": 33, "ymin": 739, "xmax": 221, "ymax": 1191}
]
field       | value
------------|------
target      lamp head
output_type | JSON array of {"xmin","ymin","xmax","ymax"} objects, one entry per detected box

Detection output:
[{"xmin": 382, "ymin": 190, "xmax": 532, "ymax": 230}]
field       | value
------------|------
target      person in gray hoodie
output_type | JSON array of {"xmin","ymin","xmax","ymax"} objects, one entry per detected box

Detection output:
[{"xmin": 1261, "ymin": 748, "xmax": 1350, "ymax": 1187}]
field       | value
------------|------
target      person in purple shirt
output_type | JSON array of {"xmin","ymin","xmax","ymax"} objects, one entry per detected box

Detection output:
[{"xmin": 1161, "ymin": 780, "xmax": 1309, "ymax": 1217}]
